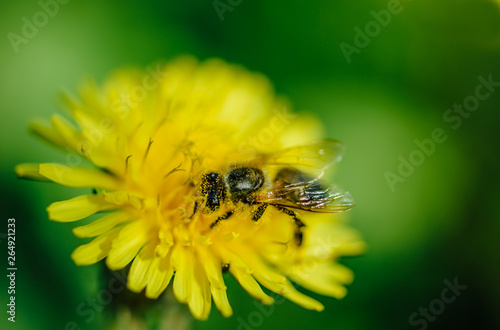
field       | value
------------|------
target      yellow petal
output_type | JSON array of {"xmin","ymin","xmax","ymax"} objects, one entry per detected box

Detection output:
[
  {"xmin": 197, "ymin": 248, "xmax": 225, "ymax": 290},
  {"xmin": 50, "ymin": 114, "xmax": 81, "ymax": 148},
  {"xmin": 158, "ymin": 229, "xmax": 174, "ymax": 255},
  {"xmin": 71, "ymin": 227, "xmax": 121, "ymax": 265},
  {"xmin": 47, "ymin": 194, "xmax": 116, "ymax": 222},
  {"xmin": 106, "ymin": 222, "xmax": 149, "ymax": 270},
  {"xmin": 39, "ymin": 163, "xmax": 120, "ymax": 190},
  {"xmin": 128, "ymin": 194, "xmax": 143, "ymax": 209},
  {"xmin": 145, "ymin": 255, "xmax": 174, "ymax": 299},
  {"xmin": 197, "ymin": 248, "xmax": 232, "ymax": 317},
  {"xmin": 188, "ymin": 256, "xmax": 211, "ymax": 320},
  {"xmin": 172, "ymin": 246, "xmax": 192, "ymax": 303},
  {"xmin": 103, "ymin": 191, "xmax": 129, "ymax": 205},
  {"xmin": 73, "ymin": 210, "xmax": 135, "ymax": 238},
  {"xmin": 245, "ymin": 260, "xmax": 325, "ymax": 311},
  {"xmin": 238, "ymin": 249, "xmax": 286, "ymax": 285},
  {"xmin": 252, "ymin": 272, "xmax": 288, "ymax": 295},
  {"xmin": 15, "ymin": 163, "xmax": 50, "ymax": 181},
  {"xmin": 230, "ymin": 266, "xmax": 274, "ymax": 305},
  {"xmin": 289, "ymin": 271, "xmax": 347, "ymax": 298},
  {"xmin": 211, "ymin": 286, "xmax": 232, "ymax": 318},
  {"xmin": 305, "ymin": 223, "xmax": 366, "ymax": 259},
  {"xmin": 243, "ymin": 257, "xmax": 323, "ymax": 310},
  {"xmin": 235, "ymin": 247, "xmax": 287, "ymax": 294},
  {"xmin": 327, "ymin": 263, "xmax": 355, "ymax": 284},
  {"xmin": 335, "ymin": 241, "xmax": 367, "ymax": 256},
  {"xmin": 280, "ymin": 281, "xmax": 324, "ymax": 311},
  {"xmin": 29, "ymin": 121, "xmax": 65, "ymax": 148},
  {"xmin": 289, "ymin": 262, "xmax": 353, "ymax": 299},
  {"xmin": 128, "ymin": 242, "xmax": 156, "ymax": 293},
  {"xmin": 279, "ymin": 115, "xmax": 324, "ymax": 148}
]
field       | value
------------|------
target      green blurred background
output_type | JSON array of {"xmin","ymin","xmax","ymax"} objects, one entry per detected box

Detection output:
[{"xmin": 1, "ymin": 0, "xmax": 499, "ymax": 329}]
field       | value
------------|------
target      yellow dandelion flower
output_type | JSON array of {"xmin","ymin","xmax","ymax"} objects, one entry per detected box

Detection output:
[{"xmin": 16, "ymin": 57, "xmax": 365, "ymax": 320}]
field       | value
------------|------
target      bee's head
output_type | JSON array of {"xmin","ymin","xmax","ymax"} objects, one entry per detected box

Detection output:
[
  {"xmin": 200, "ymin": 172, "xmax": 226, "ymax": 212},
  {"xmin": 225, "ymin": 167, "xmax": 264, "ymax": 202}
]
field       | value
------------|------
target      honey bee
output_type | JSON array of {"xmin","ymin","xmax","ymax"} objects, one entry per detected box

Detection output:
[{"xmin": 197, "ymin": 140, "xmax": 354, "ymax": 246}]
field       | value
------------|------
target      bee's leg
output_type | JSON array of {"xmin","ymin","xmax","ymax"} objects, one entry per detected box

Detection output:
[
  {"xmin": 251, "ymin": 204, "xmax": 268, "ymax": 222},
  {"xmin": 210, "ymin": 210, "xmax": 234, "ymax": 229},
  {"xmin": 274, "ymin": 206, "xmax": 305, "ymax": 246}
]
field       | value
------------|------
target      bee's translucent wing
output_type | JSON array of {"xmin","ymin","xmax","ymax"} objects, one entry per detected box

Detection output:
[
  {"xmin": 261, "ymin": 139, "xmax": 344, "ymax": 178},
  {"xmin": 257, "ymin": 179, "xmax": 355, "ymax": 213}
]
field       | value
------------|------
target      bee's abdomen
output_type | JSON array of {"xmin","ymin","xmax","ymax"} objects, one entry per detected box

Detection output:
[
  {"xmin": 303, "ymin": 182, "xmax": 327, "ymax": 201},
  {"xmin": 275, "ymin": 168, "xmax": 327, "ymax": 203}
]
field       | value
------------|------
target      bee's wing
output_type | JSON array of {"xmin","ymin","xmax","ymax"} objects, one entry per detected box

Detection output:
[
  {"xmin": 257, "ymin": 179, "xmax": 355, "ymax": 213},
  {"xmin": 261, "ymin": 139, "xmax": 344, "ymax": 178}
]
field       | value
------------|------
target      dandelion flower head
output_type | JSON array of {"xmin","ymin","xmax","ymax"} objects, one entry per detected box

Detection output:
[{"xmin": 16, "ymin": 57, "xmax": 365, "ymax": 320}]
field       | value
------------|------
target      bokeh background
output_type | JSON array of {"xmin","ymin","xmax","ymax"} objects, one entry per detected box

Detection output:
[{"xmin": 1, "ymin": 0, "xmax": 500, "ymax": 329}]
